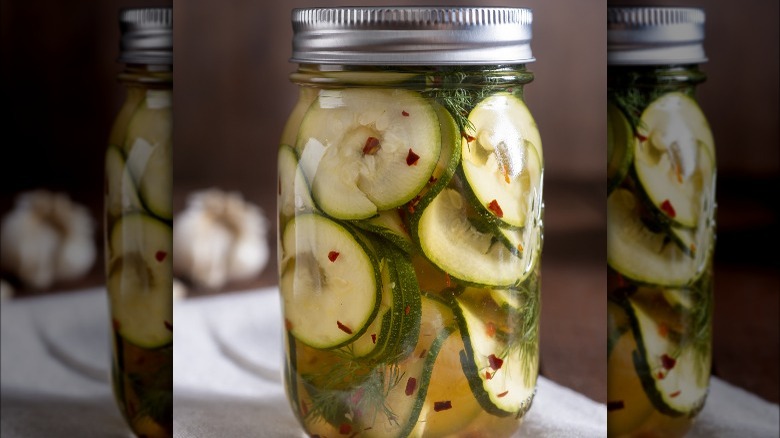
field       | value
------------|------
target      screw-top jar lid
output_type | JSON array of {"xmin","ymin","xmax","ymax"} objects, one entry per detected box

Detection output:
[
  {"xmin": 608, "ymin": 7, "xmax": 706, "ymax": 65},
  {"xmin": 290, "ymin": 6, "xmax": 534, "ymax": 65},
  {"xmin": 119, "ymin": 8, "xmax": 172, "ymax": 65}
]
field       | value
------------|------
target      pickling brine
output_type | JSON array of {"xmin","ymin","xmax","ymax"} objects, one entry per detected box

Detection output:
[
  {"xmin": 607, "ymin": 7, "xmax": 715, "ymax": 437},
  {"xmin": 277, "ymin": 7, "xmax": 543, "ymax": 437},
  {"xmin": 104, "ymin": 8, "xmax": 172, "ymax": 437}
]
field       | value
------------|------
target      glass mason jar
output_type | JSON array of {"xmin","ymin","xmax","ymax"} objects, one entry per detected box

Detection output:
[
  {"xmin": 104, "ymin": 8, "xmax": 173, "ymax": 438},
  {"xmin": 277, "ymin": 7, "xmax": 543, "ymax": 437},
  {"xmin": 606, "ymin": 7, "xmax": 715, "ymax": 437}
]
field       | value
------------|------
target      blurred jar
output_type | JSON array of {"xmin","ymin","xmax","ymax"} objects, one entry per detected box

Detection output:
[
  {"xmin": 104, "ymin": 8, "xmax": 172, "ymax": 438},
  {"xmin": 277, "ymin": 7, "xmax": 543, "ymax": 437},
  {"xmin": 606, "ymin": 7, "xmax": 715, "ymax": 437}
]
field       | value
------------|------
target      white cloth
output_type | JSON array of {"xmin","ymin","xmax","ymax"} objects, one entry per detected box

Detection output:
[{"xmin": 1, "ymin": 287, "xmax": 777, "ymax": 437}]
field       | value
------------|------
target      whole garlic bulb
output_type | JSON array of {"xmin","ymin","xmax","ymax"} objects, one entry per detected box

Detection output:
[
  {"xmin": 173, "ymin": 189, "xmax": 269, "ymax": 290},
  {"xmin": 0, "ymin": 190, "xmax": 96, "ymax": 290}
]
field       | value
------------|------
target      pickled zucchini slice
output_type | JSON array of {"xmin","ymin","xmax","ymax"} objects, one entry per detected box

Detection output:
[
  {"xmin": 461, "ymin": 92, "xmax": 543, "ymax": 228},
  {"xmin": 634, "ymin": 92, "xmax": 715, "ymax": 228},
  {"xmin": 607, "ymin": 188, "xmax": 701, "ymax": 286},
  {"xmin": 277, "ymin": 144, "xmax": 314, "ymax": 224},
  {"xmin": 627, "ymin": 295, "xmax": 710, "ymax": 416},
  {"xmin": 124, "ymin": 90, "xmax": 173, "ymax": 220},
  {"xmin": 105, "ymin": 145, "xmax": 142, "ymax": 217},
  {"xmin": 280, "ymin": 214, "xmax": 381, "ymax": 349},
  {"xmin": 454, "ymin": 287, "xmax": 538, "ymax": 417},
  {"xmin": 353, "ymin": 209, "xmax": 413, "ymax": 254},
  {"xmin": 418, "ymin": 188, "xmax": 527, "ymax": 287},
  {"xmin": 107, "ymin": 214, "xmax": 173, "ymax": 348},
  {"xmin": 607, "ymin": 101, "xmax": 634, "ymax": 194},
  {"xmin": 296, "ymin": 88, "xmax": 441, "ymax": 220}
]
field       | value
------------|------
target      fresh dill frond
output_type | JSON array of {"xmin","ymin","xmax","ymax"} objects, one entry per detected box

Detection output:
[{"xmin": 303, "ymin": 361, "xmax": 405, "ymax": 428}]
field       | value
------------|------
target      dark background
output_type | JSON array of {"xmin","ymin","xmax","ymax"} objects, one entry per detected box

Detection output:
[{"xmin": 1, "ymin": 0, "xmax": 777, "ymax": 405}]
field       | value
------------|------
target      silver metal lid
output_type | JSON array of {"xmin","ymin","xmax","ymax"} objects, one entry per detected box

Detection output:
[
  {"xmin": 608, "ymin": 7, "xmax": 706, "ymax": 65},
  {"xmin": 119, "ymin": 8, "xmax": 172, "ymax": 65},
  {"xmin": 290, "ymin": 7, "xmax": 534, "ymax": 65}
]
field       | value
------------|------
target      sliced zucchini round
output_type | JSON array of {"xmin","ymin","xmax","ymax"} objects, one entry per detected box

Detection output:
[
  {"xmin": 280, "ymin": 214, "xmax": 381, "ymax": 349},
  {"xmin": 607, "ymin": 101, "xmax": 634, "ymax": 194},
  {"xmin": 123, "ymin": 90, "xmax": 173, "ymax": 220},
  {"xmin": 454, "ymin": 287, "xmax": 538, "ymax": 417},
  {"xmin": 634, "ymin": 92, "xmax": 715, "ymax": 228},
  {"xmin": 607, "ymin": 188, "xmax": 700, "ymax": 287},
  {"xmin": 627, "ymin": 295, "xmax": 710, "ymax": 416},
  {"xmin": 277, "ymin": 144, "xmax": 315, "ymax": 225},
  {"xmin": 461, "ymin": 92, "xmax": 543, "ymax": 228},
  {"xmin": 353, "ymin": 209, "xmax": 413, "ymax": 254},
  {"xmin": 356, "ymin": 296, "xmax": 455, "ymax": 438},
  {"xmin": 418, "ymin": 188, "xmax": 527, "ymax": 287},
  {"xmin": 105, "ymin": 145, "xmax": 142, "ymax": 218},
  {"xmin": 107, "ymin": 213, "xmax": 173, "ymax": 348},
  {"xmin": 295, "ymin": 88, "xmax": 441, "ymax": 220}
]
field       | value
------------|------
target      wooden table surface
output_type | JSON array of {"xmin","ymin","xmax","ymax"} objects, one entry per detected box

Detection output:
[{"xmin": 2, "ymin": 177, "xmax": 777, "ymax": 406}]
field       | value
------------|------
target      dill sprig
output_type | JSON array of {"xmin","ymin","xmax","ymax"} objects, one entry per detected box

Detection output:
[
  {"xmin": 422, "ymin": 70, "xmax": 504, "ymax": 136},
  {"xmin": 303, "ymin": 361, "xmax": 405, "ymax": 428},
  {"xmin": 505, "ymin": 277, "xmax": 541, "ymax": 383}
]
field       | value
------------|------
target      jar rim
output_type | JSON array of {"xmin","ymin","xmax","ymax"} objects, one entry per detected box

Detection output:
[{"xmin": 290, "ymin": 6, "xmax": 534, "ymax": 65}]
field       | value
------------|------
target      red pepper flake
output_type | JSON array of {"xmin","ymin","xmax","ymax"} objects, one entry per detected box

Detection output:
[
  {"xmin": 371, "ymin": 333, "xmax": 377, "ymax": 344},
  {"xmin": 164, "ymin": 321, "xmax": 173, "ymax": 331},
  {"xmin": 462, "ymin": 132, "xmax": 476, "ymax": 142},
  {"xmin": 406, "ymin": 148, "xmax": 420, "ymax": 166},
  {"xmin": 339, "ymin": 422, "xmax": 352, "ymax": 435},
  {"xmin": 487, "ymin": 199, "xmax": 504, "ymax": 218},
  {"xmin": 497, "ymin": 390, "xmax": 509, "ymax": 398},
  {"xmin": 337, "ymin": 321, "xmax": 353, "ymax": 335},
  {"xmin": 285, "ymin": 318, "xmax": 294, "ymax": 331},
  {"xmin": 689, "ymin": 243, "xmax": 697, "ymax": 255},
  {"xmin": 636, "ymin": 132, "xmax": 648, "ymax": 142},
  {"xmin": 433, "ymin": 401, "xmax": 452, "ymax": 412},
  {"xmin": 402, "ymin": 110, "xmax": 410, "ymax": 117},
  {"xmin": 669, "ymin": 390, "xmax": 681, "ymax": 398},
  {"xmin": 517, "ymin": 243, "xmax": 524, "ymax": 253},
  {"xmin": 404, "ymin": 305, "xmax": 411, "ymax": 315},
  {"xmin": 405, "ymin": 377, "xmax": 417, "ymax": 396},
  {"xmin": 488, "ymin": 354, "xmax": 504, "ymax": 370},
  {"xmin": 485, "ymin": 371, "xmax": 493, "ymax": 380},
  {"xmin": 300, "ymin": 401, "xmax": 309, "ymax": 416},
  {"xmin": 657, "ymin": 371, "xmax": 666, "ymax": 380},
  {"xmin": 660, "ymin": 199, "xmax": 676, "ymax": 218},
  {"xmin": 658, "ymin": 323, "xmax": 669, "ymax": 338},
  {"xmin": 486, "ymin": 321, "xmax": 497, "ymax": 338},
  {"xmin": 328, "ymin": 251, "xmax": 340, "ymax": 262},
  {"xmin": 445, "ymin": 273, "xmax": 452, "ymax": 287},
  {"xmin": 418, "ymin": 349, "xmax": 427, "ymax": 358},
  {"xmin": 155, "ymin": 251, "xmax": 167, "ymax": 262},
  {"xmin": 607, "ymin": 400, "xmax": 625, "ymax": 411},
  {"xmin": 428, "ymin": 175, "xmax": 438, "ymax": 184},
  {"xmin": 661, "ymin": 354, "xmax": 677, "ymax": 370},
  {"xmin": 363, "ymin": 136, "xmax": 382, "ymax": 155}
]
